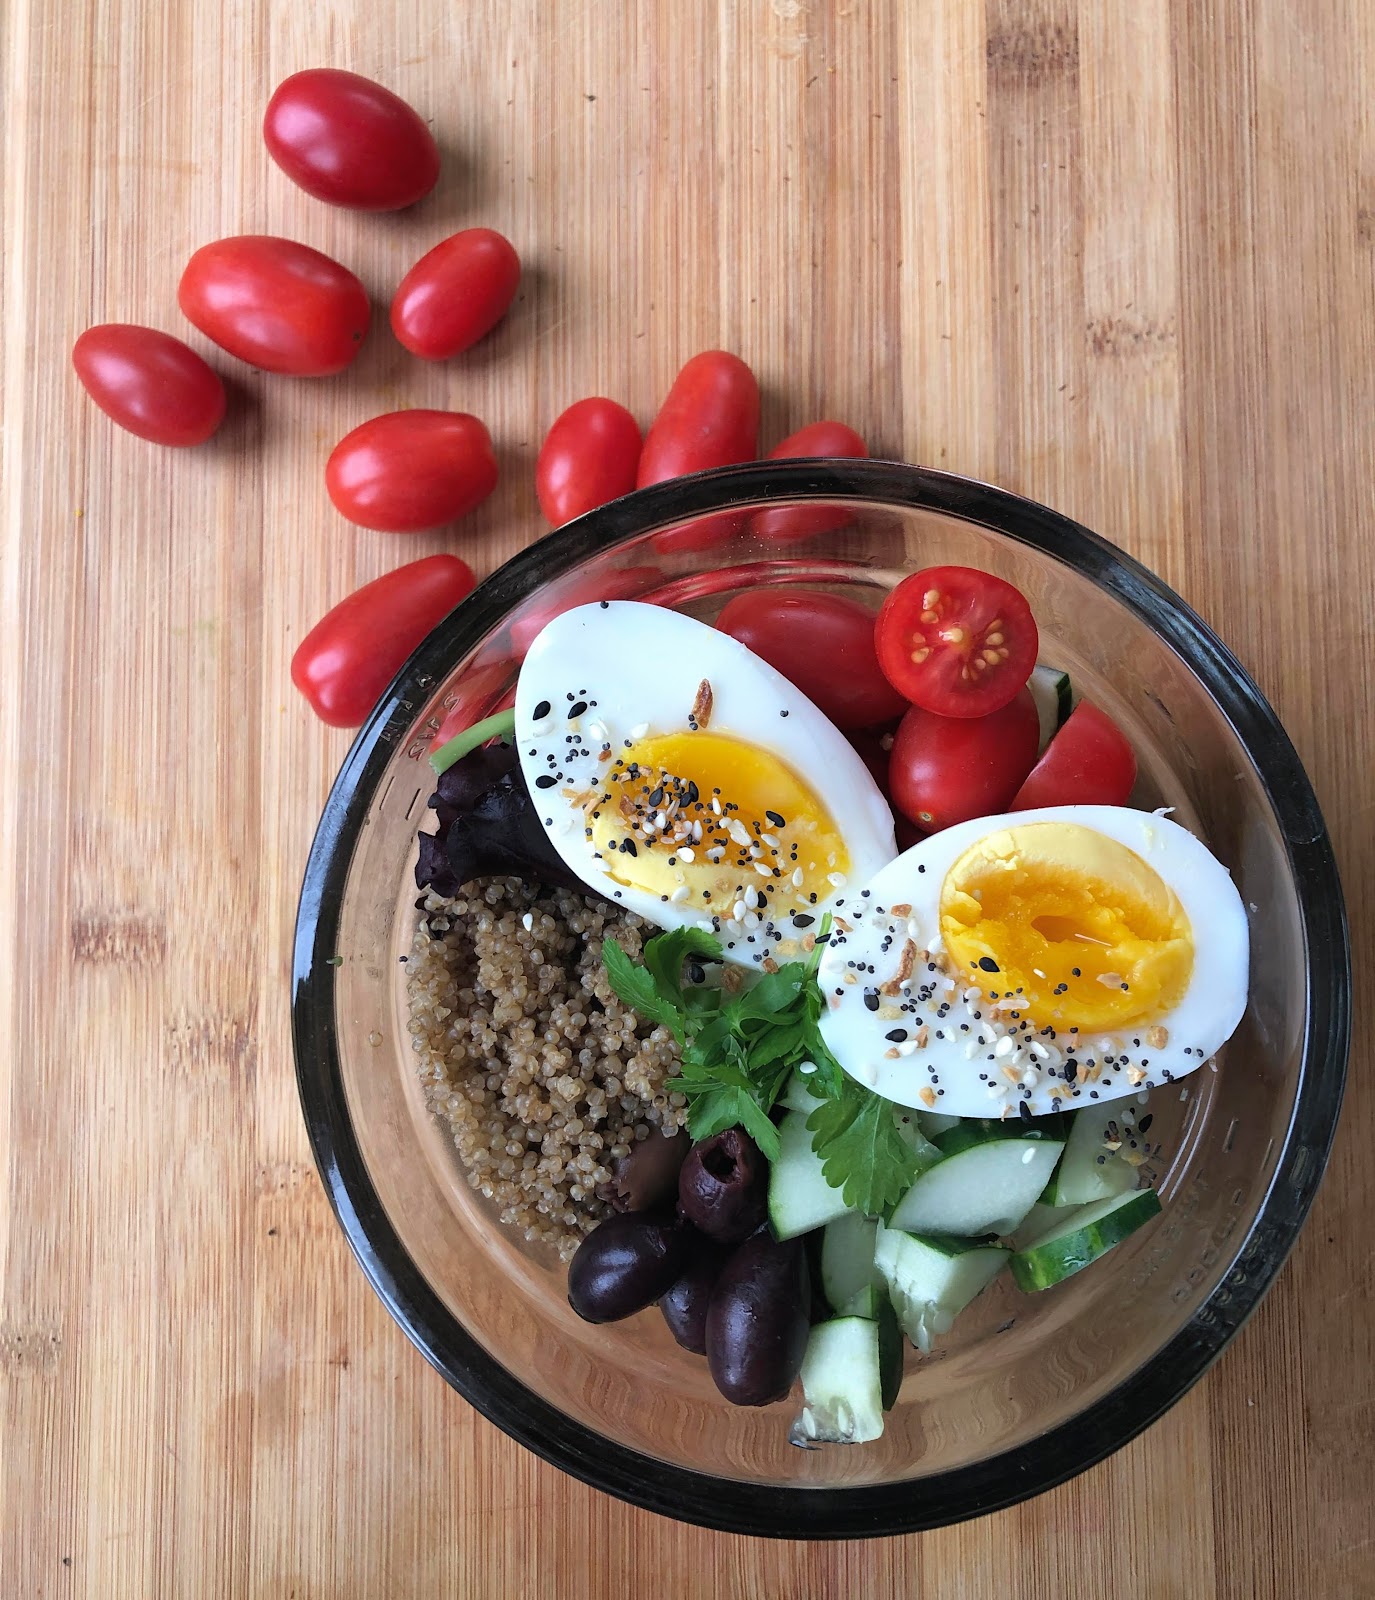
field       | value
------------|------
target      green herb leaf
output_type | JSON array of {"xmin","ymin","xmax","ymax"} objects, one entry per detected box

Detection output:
[
  {"xmin": 643, "ymin": 926, "xmax": 723, "ymax": 1020},
  {"xmin": 806, "ymin": 1078, "xmax": 920, "ymax": 1216},
  {"xmin": 601, "ymin": 936, "xmax": 689, "ymax": 1041}
]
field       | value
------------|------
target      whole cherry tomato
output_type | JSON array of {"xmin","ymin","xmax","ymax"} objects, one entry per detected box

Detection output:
[
  {"xmin": 178, "ymin": 236, "xmax": 370, "ymax": 376},
  {"xmin": 263, "ymin": 68, "xmax": 440, "ymax": 211},
  {"xmin": 326, "ymin": 411, "xmax": 498, "ymax": 532},
  {"xmin": 292, "ymin": 554, "xmax": 476, "ymax": 727},
  {"xmin": 1012, "ymin": 702, "xmax": 1137, "ymax": 810},
  {"xmin": 889, "ymin": 688, "xmax": 1040, "ymax": 832},
  {"xmin": 715, "ymin": 590, "xmax": 907, "ymax": 730},
  {"xmin": 637, "ymin": 351, "xmax": 760, "ymax": 488},
  {"xmin": 390, "ymin": 228, "xmax": 521, "ymax": 360},
  {"xmin": 876, "ymin": 564, "xmax": 1038, "ymax": 718},
  {"xmin": 750, "ymin": 421, "xmax": 868, "ymax": 543},
  {"xmin": 535, "ymin": 398, "xmax": 642, "ymax": 526},
  {"xmin": 72, "ymin": 325, "xmax": 225, "ymax": 446}
]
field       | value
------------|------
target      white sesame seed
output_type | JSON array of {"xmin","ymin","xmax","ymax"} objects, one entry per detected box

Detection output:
[
  {"xmin": 828, "ymin": 872, "xmax": 847, "ymax": 888},
  {"xmin": 1029, "ymin": 1041, "xmax": 1050, "ymax": 1061},
  {"xmin": 727, "ymin": 819, "xmax": 751, "ymax": 846},
  {"xmin": 724, "ymin": 918, "xmax": 742, "ymax": 935},
  {"xmin": 964, "ymin": 1041, "xmax": 980, "ymax": 1060},
  {"xmin": 587, "ymin": 719, "xmax": 608, "ymax": 743},
  {"xmin": 1021, "ymin": 1147, "xmax": 1036, "ymax": 1164},
  {"xmin": 629, "ymin": 722, "xmax": 650, "ymax": 740},
  {"xmin": 1096, "ymin": 1035, "xmax": 1116, "ymax": 1055},
  {"xmin": 927, "ymin": 933, "xmax": 944, "ymax": 955},
  {"xmin": 670, "ymin": 885, "xmax": 691, "ymax": 904},
  {"xmin": 906, "ymin": 918, "xmax": 922, "ymax": 939},
  {"xmin": 987, "ymin": 1082, "xmax": 1009, "ymax": 1099},
  {"xmin": 754, "ymin": 861, "xmax": 775, "ymax": 878},
  {"xmin": 963, "ymin": 986, "xmax": 983, "ymax": 1004},
  {"xmin": 530, "ymin": 718, "xmax": 552, "ymax": 735},
  {"xmin": 799, "ymin": 1060, "xmax": 817, "ymax": 1075},
  {"xmin": 994, "ymin": 1036, "xmax": 1015, "ymax": 1058},
  {"xmin": 744, "ymin": 886, "xmax": 759, "ymax": 910},
  {"xmin": 522, "ymin": 912, "xmax": 534, "ymax": 931},
  {"xmin": 1020, "ymin": 1067, "xmax": 1040, "ymax": 1088},
  {"xmin": 732, "ymin": 900, "xmax": 747, "ymax": 922},
  {"xmin": 677, "ymin": 846, "xmax": 696, "ymax": 862},
  {"xmin": 691, "ymin": 821, "xmax": 703, "ymax": 842},
  {"xmin": 743, "ymin": 911, "xmax": 761, "ymax": 930},
  {"xmin": 698, "ymin": 918, "xmax": 716, "ymax": 933},
  {"xmin": 897, "ymin": 1040, "xmax": 918, "ymax": 1057},
  {"xmin": 791, "ymin": 867, "xmax": 804, "ymax": 888},
  {"xmin": 760, "ymin": 832, "xmax": 781, "ymax": 851}
]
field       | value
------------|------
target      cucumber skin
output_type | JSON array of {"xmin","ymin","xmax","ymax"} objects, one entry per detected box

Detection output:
[
  {"xmin": 1010, "ymin": 1189, "xmax": 1162, "ymax": 1291},
  {"xmin": 877, "ymin": 1299, "xmax": 903, "ymax": 1410},
  {"xmin": 935, "ymin": 1113, "xmax": 1067, "ymax": 1159}
]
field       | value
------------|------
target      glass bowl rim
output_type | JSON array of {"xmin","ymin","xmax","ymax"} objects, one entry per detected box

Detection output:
[{"xmin": 291, "ymin": 458, "xmax": 1349, "ymax": 1538}]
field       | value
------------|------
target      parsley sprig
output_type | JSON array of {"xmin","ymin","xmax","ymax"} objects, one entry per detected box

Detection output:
[{"xmin": 602, "ymin": 922, "xmax": 919, "ymax": 1210}]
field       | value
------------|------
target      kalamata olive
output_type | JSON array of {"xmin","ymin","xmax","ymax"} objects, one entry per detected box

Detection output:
[
  {"xmin": 596, "ymin": 1127, "xmax": 691, "ymax": 1212},
  {"xmin": 678, "ymin": 1127, "xmax": 769, "ymax": 1242},
  {"xmin": 567, "ymin": 1211, "xmax": 687, "ymax": 1324},
  {"xmin": 659, "ymin": 1233, "xmax": 732, "ymax": 1353},
  {"xmin": 706, "ymin": 1231, "xmax": 810, "ymax": 1406}
]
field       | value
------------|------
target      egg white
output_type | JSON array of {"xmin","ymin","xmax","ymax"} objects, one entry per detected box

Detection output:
[
  {"xmin": 816, "ymin": 804, "xmax": 1250, "ymax": 1116},
  {"xmin": 514, "ymin": 601, "xmax": 898, "ymax": 965}
]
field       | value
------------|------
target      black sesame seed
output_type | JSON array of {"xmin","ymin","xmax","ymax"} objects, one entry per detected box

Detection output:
[
  {"xmin": 978, "ymin": 956, "xmax": 1000, "ymax": 973},
  {"xmin": 532, "ymin": 699, "xmax": 551, "ymax": 720},
  {"xmin": 535, "ymin": 775, "xmax": 558, "ymax": 789},
  {"xmin": 885, "ymin": 1029, "xmax": 907, "ymax": 1043},
  {"xmin": 792, "ymin": 913, "xmax": 815, "ymax": 928},
  {"xmin": 1018, "ymin": 1100, "xmax": 1032, "ymax": 1123},
  {"xmin": 863, "ymin": 993, "xmax": 880, "ymax": 1012},
  {"xmin": 622, "ymin": 837, "xmax": 638, "ymax": 857},
  {"xmin": 765, "ymin": 810, "xmax": 786, "ymax": 828},
  {"xmin": 1138, "ymin": 1113, "xmax": 1154, "ymax": 1133},
  {"xmin": 567, "ymin": 700, "xmax": 588, "ymax": 718}
]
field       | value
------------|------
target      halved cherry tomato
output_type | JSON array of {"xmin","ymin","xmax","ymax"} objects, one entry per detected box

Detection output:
[
  {"xmin": 1012, "ymin": 702, "xmax": 1137, "ymax": 810},
  {"xmin": 535, "ymin": 398, "xmax": 642, "ymax": 526},
  {"xmin": 637, "ymin": 351, "xmax": 760, "ymax": 488},
  {"xmin": 876, "ymin": 565, "xmax": 1038, "ymax": 718},
  {"xmin": 508, "ymin": 566, "xmax": 662, "ymax": 656},
  {"xmin": 72, "ymin": 325, "xmax": 226, "ymax": 446},
  {"xmin": 715, "ymin": 590, "xmax": 908, "ymax": 731},
  {"xmin": 390, "ymin": 228, "xmax": 521, "ymax": 360},
  {"xmin": 292, "ymin": 554, "xmax": 476, "ymax": 728},
  {"xmin": 429, "ymin": 659, "xmax": 518, "ymax": 751},
  {"xmin": 178, "ymin": 236, "xmax": 370, "ymax": 375},
  {"xmin": 263, "ymin": 69, "xmax": 440, "ymax": 211},
  {"xmin": 889, "ymin": 688, "xmax": 1040, "ymax": 832},
  {"xmin": 326, "ymin": 411, "xmax": 497, "ymax": 532},
  {"xmin": 750, "ymin": 421, "xmax": 868, "ymax": 542}
]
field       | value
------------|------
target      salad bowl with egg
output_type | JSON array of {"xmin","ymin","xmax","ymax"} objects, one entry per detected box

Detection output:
[{"xmin": 292, "ymin": 459, "xmax": 1347, "ymax": 1536}]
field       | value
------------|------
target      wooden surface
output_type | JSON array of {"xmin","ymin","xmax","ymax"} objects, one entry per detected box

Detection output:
[{"xmin": 3, "ymin": 0, "xmax": 1373, "ymax": 1594}]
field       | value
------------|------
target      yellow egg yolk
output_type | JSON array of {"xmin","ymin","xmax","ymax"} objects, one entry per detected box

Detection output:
[
  {"xmin": 938, "ymin": 822, "xmax": 1193, "ymax": 1032},
  {"xmin": 583, "ymin": 731, "xmax": 850, "ymax": 915}
]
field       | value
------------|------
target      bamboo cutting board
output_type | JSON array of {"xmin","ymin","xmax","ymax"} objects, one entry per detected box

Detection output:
[{"xmin": 3, "ymin": 1, "xmax": 1373, "ymax": 1594}]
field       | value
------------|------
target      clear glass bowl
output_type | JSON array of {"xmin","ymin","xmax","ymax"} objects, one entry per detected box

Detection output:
[{"xmin": 292, "ymin": 460, "xmax": 1349, "ymax": 1537}]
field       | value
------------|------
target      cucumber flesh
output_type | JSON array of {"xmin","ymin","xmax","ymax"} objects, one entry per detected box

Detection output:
[
  {"xmin": 895, "ymin": 1110, "xmax": 944, "ymax": 1171},
  {"xmin": 1044, "ymin": 1103, "xmax": 1139, "ymax": 1206},
  {"xmin": 888, "ymin": 1133, "xmax": 1065, "ymax": 1237},
  {"xmin": 779, "ymin": 1069, "xmax": 827, "ymax": 1114},
  {"xmin": 876, "ymin": 1225, "xmax": 1009, "ymax": 1352},
  {"xmin": 1009, "ymin": 1200, "xmax": 1079, "ymax": 1252},
  {"xmin": 768, "ymin": 1111, "xmax": 852, "ymax": 1241},
  {"xmin": 1010, "ymin": 1187, "xmax": 1162, "ymax": 1291},
  {"xmin": 789, "ymin": 1317, "xmax": 885, "ymax": 1446},
  {"xmin": 1029, "ymin": 664, "xmax": 1074, "ymax": 750},
  {"xmin": 821, "ymin": 1211, "xmax": 884, "ymax": 1318}
]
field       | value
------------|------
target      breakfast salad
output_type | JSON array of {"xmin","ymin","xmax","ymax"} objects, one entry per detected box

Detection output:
[{"xmin": 408, "ymin": 563, "xmax": 1249, "ymax": 1447}]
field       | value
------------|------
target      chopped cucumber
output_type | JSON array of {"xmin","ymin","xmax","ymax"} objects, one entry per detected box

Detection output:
[
  {"xmin": 821, "ymin": 1212, "xmax": 884, "ymax": 1318},
  {"xmin": 877, "ymin": 1298, "xmax": 903, "ymax": 1410},
  {"xmin": 888, "ymin": 1121, "xmax": 1066, "ymax": 1237},
  {"xmin": 1010, "ymin": 1188, "xmax": 1162, "ymax": 1291},
  {"xmin": 779, "ymin": 1069, "xmax": 827, "ymax": 1115},
  {"xmin": 875, "ymin": 1224, "xmax": 1009, "ymax": 1353},
  {"xmin": 1028, "ymin": 665, "xmax": 1074, "ymax": 750},
  {"xmin": 916, "ymin": 1110, "xmax": 962, "ymax": 1140},
  {"xmin": 1044, "ymin": 1104, "xmax": 1139, "ymax": 1207},
  {"xmin": 768, "ymin": 1111, "xmax": 851, "ymax": 1241},
  {"xmin": 1008, "ymin": 1200, "xmax": 1079, "ymax": 1252},
  {"xmin": 789, "ymin": 1317, "xmax": 886, "ymax": 1446}
]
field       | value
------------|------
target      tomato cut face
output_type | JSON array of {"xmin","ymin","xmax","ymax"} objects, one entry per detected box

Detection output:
[
  {"xmin": 876, "ymin": 565, "xmax": 1037, "ymax": 718},
  {"xmin": 1011, "ymin": 701, "xmax": 1137, "ymax": 810}
]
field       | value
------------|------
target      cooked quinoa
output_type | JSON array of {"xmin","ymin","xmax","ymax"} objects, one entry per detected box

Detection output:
[{"xmin": 407, "ymin": 875, "xmax": 687, "ymax": 1258}]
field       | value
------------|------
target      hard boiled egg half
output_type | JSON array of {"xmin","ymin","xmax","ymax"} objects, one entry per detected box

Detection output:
[
  {"xmin": 817, "ymin": 804, "xmax": 1249, "ymax": 1115},
  {"xmin": 514, "ymin": 601, "xmax": 898, "ymax": 966}
]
